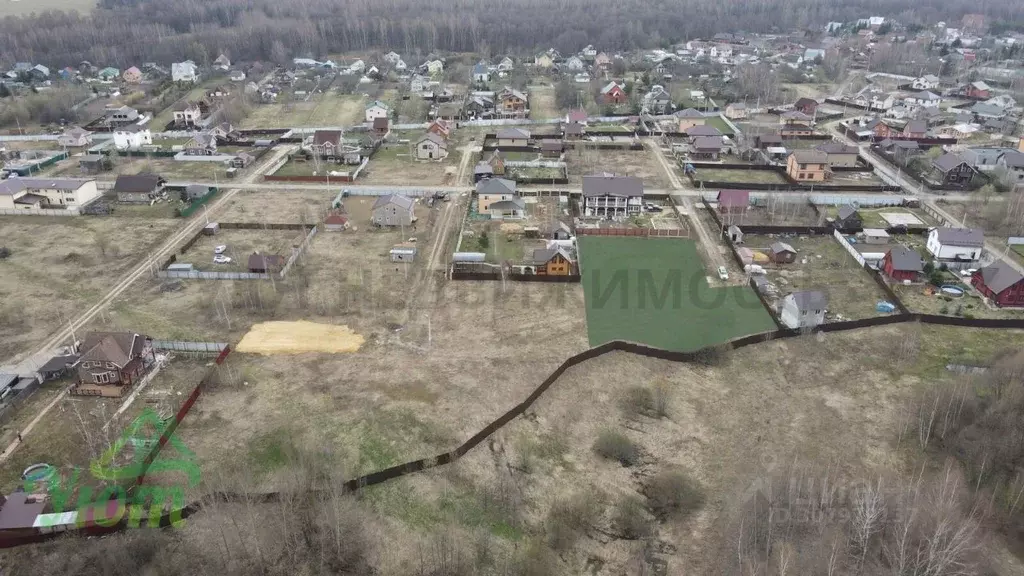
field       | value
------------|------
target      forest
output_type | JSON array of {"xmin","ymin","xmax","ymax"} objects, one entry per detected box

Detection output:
[{"xmin": 1, "ymin": 0, "xmax": 1024, "ymax": 67}]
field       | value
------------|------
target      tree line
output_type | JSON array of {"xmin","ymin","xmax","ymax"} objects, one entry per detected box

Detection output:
[{"xmin": 1, "ymin": 0, "xmax": 1023, "ymax": 68}]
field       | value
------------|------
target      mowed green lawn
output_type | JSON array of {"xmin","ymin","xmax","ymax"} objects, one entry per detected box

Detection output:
[{"xmin": 578, "ymin": 236, "xmax": 776, "ymax": 351}]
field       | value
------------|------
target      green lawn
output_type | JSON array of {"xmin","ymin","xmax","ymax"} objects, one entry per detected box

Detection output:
[
  {"xmin": 578, "ymin": 237, "xmax": 776, "ymax": 352},
  {"xmin": 704, "ymin": 115, "xmax": 735, "ymax": 136}
]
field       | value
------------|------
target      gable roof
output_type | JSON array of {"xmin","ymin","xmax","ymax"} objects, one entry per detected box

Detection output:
[
  {"xmin": 932, "ymin": 153, "xmax": 968, "ymax": 173},
  {"xmin": 312, "ymin": 130, "xmax": 343, "ymax": 147},
  {"xmin": 693, "ymin": 136, "xmax": 724, "ymax": 150},
  {"xmin": 113, "ymin": 174, "xmax": 163, "ymax": 194},
  {"xmin": 816, "ymin": 142, "xmax": 857, "ymax": 155},
  {"xmin": 0, "ymin": 178, "xmax": 90, "ymax": 195},
  {"xmin": 794, "ymin": 97, "xmax": 818, "ymax": 108},
  {"xmin": 567, "ymin": 109, "xmax": 588, "ymax": 123},
  {"xmin": 933, "ymin": 227, "xmax": 983, "ymax": 247},
  {"xmin": 977, "ymin": 261, "xmax": 1024, "ymax": 294},
  {"xmin": 687, "ymin": 125, "xmax": 722, "ymax": 137},
  {"xmin": 791, "ymin": 150, "xmax": 828, "ymax": 164},
  {"xmin": 372, "ymin": 194, "xmax": 415, "ymax": 211},
  {"xmin": 372, "ymin": 117, "xmax": 389, "ymax": 131},
  {"xmin": 787, "ymin": 290, "xmax": 828, "ymax": 311},
  {"xmin": 770, "ymin": 241, "xmax": 795, "ymax": 254},
  {"xmin": 532, "ymin": 246, "xmax": 575, "ymax": 266},
  {"xmin": 837, "ymin": 205, "xmax": 859, "ymax": 220},
  {"xmin": 80, "ymin": 331, "xmax": 146, "ymax": 367},
  {"xmin": 477, "ymin": 177, "xmax": 516, "ymax": 195},
  {"xmin": 417, "ymin": 132, "xmax": 448, "ymax": 148},
  {"xmin": 887, "ymin": 246, "xmax": 923, "ymax": 272},
  {"xmin": 582, "ymin": 174, "xmax": 643, "ymax": 198},
  {"xmin": 1001, "ymin": 151, "xmax": 1024, "ymax": 168},
  {"xmin": 717, "ymin": 189, "xmax": 749, "ymax": 208},
  {"xmin": 496, "ymin": 127, "xmax": 530, "ymax": 140},
  {"xmin": 600, "ymin": 81, "xmax": 624, "ymax": 94},
  {"xmin": 488, "ymin": 197, "xmax": 526, "ymax": 211},
  {"xmin": 675, "ymin": 108, "xmax": 704, "ymax": 118},
  {"xmin": 904, "ymin": 120, "xmax": 928, "ymax": 134}
]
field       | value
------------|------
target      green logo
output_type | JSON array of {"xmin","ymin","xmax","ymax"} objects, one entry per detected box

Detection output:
[{"xmin": 27, "ymin": 408, "xmax": 200, "ymax": 529}]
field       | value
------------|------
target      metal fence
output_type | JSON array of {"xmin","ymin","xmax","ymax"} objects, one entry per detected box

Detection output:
[
  {"xmin": 279, "ymin": 225, "xmax": 318, "ymax": 278},
  {"xmin": 157, "ymin": 270, "xmax": 269, "ymax": 280},
  {"xmin": 151, "ymin": 340, "xmax": 229, "ymax": 354},
  {"xmin": 0, "ymin": 207, "xmax": 80, "ymax": 217},
  {"xmin": 505, "ymin": 160, "xmax": 567, "ymax": 169},
  {"xmin": 1008, "ymin": 237, "xmax": 1024, "ymax": 246}
]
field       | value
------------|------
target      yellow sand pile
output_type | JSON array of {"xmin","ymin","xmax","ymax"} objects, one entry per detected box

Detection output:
[{"xmin": 236, "ymin": 321, "xmax": 365, "ymax": 355}]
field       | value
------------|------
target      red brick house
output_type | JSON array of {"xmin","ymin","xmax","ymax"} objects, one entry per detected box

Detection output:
[
  {"xmin": 865, "ymin": 118, "xmax": 895, "ymax": 138},
  {"xmin": 882, "ymin": 246, "xmax": 923, "ymax": 282},
  {"xmin": 71, "ymin": 332, "xmax": 154, "ymax": 397},
  {"xmin": 971, "ymin": 261, "xmax": 1024, "ymax": 307},
  {"xmin": 964, "ymin": 81, "xmax": 991, "ymax": 100}
]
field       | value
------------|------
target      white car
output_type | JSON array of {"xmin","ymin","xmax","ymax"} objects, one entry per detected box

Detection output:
[
  {"xmin": 213, "ymin": 255, "xmax": 232, "ymax": 264},
  {"xmin": 717, "ymin": 266, "xmax": 729, "ymax": 280},
  {"xmin": 959, "ymin": 268, "xmax": 977, "ymax": 277},
  {"xmin": 214, "ymin": 245, "xmax": 227, "ymax": 254}
]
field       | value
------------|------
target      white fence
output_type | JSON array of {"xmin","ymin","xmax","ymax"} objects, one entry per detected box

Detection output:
[
  {"xmin": 151, "ymin": 340, "xmax": 229, "ymax": 354},
  {"xmin": 1009, "ymin": 237, "xmax": 1024, "ymax": 246},
  {"xmin": 173, "ymin": 152, "xmax": 238, "ymax": 163},
  {"xmin": 833, "ymin": 229, "xmax": 867, "ymax": 266},
  {"xmin": 343, "ymin": 188, "xmax": 438, "ymax": 197},
  {"xmin": 279, "ymin": 225, "xmax": 318, "ymax": 278},
  {"xmin": 0, "ymin": 134, "xmax": 59, "ymax": 142},
  {"xmin": 505, "ymin": 160, "xmax": 567, "ymax": 169},
  {"xmin": 157, "ymin": 270, "xmax": 269, "ymax": 280},
  {"xmin": 0, "ymin": 207, "xmax": 80, "ymax": 217},
  {"xmin": 351, "ymin": 157, "xmax": 370, "ymax": 179}
]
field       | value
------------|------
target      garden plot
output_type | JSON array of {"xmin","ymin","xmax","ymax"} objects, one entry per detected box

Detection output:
[
  {"xmin": 357, "ymin": 145, "xmax": 457, "ymax": 186},
  {"xmin": 176, "ymin": 228, "xmax": 305, "ymax": 273},
  {"xmin": 459, "ymin": 197, "xmax": 567, "ymax": 264},
  {"xmin": 239, "ymin": 93, "xmax": 366, "ymax": 129}
]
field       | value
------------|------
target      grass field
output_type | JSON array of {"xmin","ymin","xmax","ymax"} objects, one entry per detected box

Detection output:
[
  {"xmin": 578, "ymin": 236, "xmax": 776, "ymax": 351},
  {"xmin": 240, "ymin": 93, "xmax": 366, "ymax": 129},
  {"xmin": 694, "ymin": 167, "xmax": 788, "ymax": 184},
  {"xmin": 704, "ymin": 115, "xmax": 735, "ymax": 136},
  {"xmin": 527, "ymin": 84, "xmax": 558, "ymax": 120}
]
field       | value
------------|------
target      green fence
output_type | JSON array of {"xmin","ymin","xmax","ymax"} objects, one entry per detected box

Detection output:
[{"xmin": 176, "ymin": 187, "xmax": 220, "ymax": 218}]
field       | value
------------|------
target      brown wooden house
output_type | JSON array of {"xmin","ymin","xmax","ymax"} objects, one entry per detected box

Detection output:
[{"xmin": 71, "ymin": 332, "xmax": 154, "ymax": 397}]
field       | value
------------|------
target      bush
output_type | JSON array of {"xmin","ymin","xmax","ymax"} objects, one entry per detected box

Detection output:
[
  {"xmin": 593, "ymin": 429, "xmax": 640, "ymax": 466},
  {"xmin": 623, "ymin": 386, "xmax": 655, "ymax": 416},
  {"xmin": 0, "ymin": 247, "xmax": 10, "ymax": 259},
  {"xmin": 613, "ymin": 496, "xmax": 653, "ymax": 539},
  {"xmin": 546, "ymin": 493, "xmax": 602, "ymax": 551},
  {"xmin": 645, "ymin": 469, "xmax": 705, "ymax": 520},
  {"xmin": 692, "ymin": 344, "xmax": 729, "ymax": 366}
]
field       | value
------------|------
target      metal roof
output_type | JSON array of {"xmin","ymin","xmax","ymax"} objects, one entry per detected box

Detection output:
[
  {"xmin": 978, "ymin": 261, "xmax": 1024, "ymax": 294},
  {"xmin": 787, "ymin": 290, "xmax": 828, "ymax": 311},
  {"xmin": 582, "ymin": 174, "xmax": 643, "ymax": 198},
  {"xmin": 933, "ymin": 227, "xmax": 984, "ymax": 247},
  {"xmin": 887, "ymin": 246, "xmax": 923, "ymax": 272}
]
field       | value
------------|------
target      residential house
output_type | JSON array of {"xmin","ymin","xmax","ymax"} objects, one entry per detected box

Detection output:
[
  {"xmin": 122, "ymin": 66, "xmax": 142, "ymax": 83},
  {"xmin": 600, "ymin": 81, "xmax": 628, "ymax": 105},
  {"xmin": 985, "ymin": 95, "xmax": 1017, "ymax": 111},
  {"xmin": 793, "ymin": 98, "xmax": 818, "ymax": 116},
  {"xmin": 37, "ymin": 354, "xmax": 79, "ymax": 382},
  {"xmin": 247, "ymin": 253, "xmax": 285, "ymax": 274},
  {"xmin": 496, "ymin": 128, "xmax": 530, "ymax": 147},
  {"xmin": 564, "ymin": 56, "xmax": 585, "ymax": 71},
  {"xmin": 961, "ymin": 147, "xmax": 1008, "ymax": 171},
  {"xmin": 856, "ymin": 89, "xmax": 896, "ymax": 111},
  {"xmin": 183, "ymin": 132, "xmax": 218, "ymax": 155},
  {"xmin": 57, "ymin": 127, "xmax": 92, "ymax": 148},
  {"xmin": 540, "ymin": 141, "xmax": 563, "ymax": 158},
  {"xmin": 486, "ymin": 151, "xmax": 506, "ymax": 175},
  {"xmin": 410, "ymin": 74, "xmax": 431, "ymax": 94},
  {"xmin": 425, "ymin": 60, "xmax": 444, "ymax": 75},
  {"xmin": 716, "ymin": 189, "xmax": 750, "ymax": 214},
  {"xmin": 969, "ymin": 102, "xmax": 1007, "ymax": 121},
  {"xmin": 883, "ymin": 246, "xmax": 924, "ymax": 282},
  {"xmin": 531, "ymin": 247, "xmax": 576, "ymax": 275},
  {"xmin": 833, "ymin": 205, "xmax": 862, "ymax": 231},
  {"xmin": 71, "ymin": 332, "xmax": 154, "ymax": 397},
  {"xmin": 464, "ymin": 94, "xmax": 494, "ymax": 118},
  {"xmin": 780, "ymin": 123, "xmax": 814, "ymax": 138},
  {"xmin": 230, "ymin": 152, "xmax": 255, "ymax": 169},
  {"xmin": 998, "ymin": 151, "xmax": 1024, "ymax": 185},
  {"xmin": 727, "ymin": 224, "xmax": 744, "ymax": 243},
  {"xmin": 324, "ymin": 213, "xmax": 349, "ymax": 231},
  {"xmin": 415, "ymin": 132, "xmax": 448, "ymax": 160},
  {"xmin": 964, "ymin": 81, "xmax": 991, "ymax": 99},
  {"xmin": 581, "ymin": 45, "xmax": 597, "ymax": 58},
  {"xmin": 902, "ymin": 120, "xmax": 928, "ymax": 138},
  {"xmin": 172, "ymin": 102, "xmax": 202, "ymax": 128},
  {"xmin": 786, "ymin": 150, "xmax": 828, "ymax": 182},
  {"xmin": 581, "ymin": 174, "xmax": 643, "ymax": 218},
  {"xmin": 724, "ymin": 102, "xmax": 748, "ymax": 120},
  {"xmin": 427, "ymin": 119, "xmax": 453, "ymax": 140},
  {"xmin": 487, "ymin": 195, "xmax": 526, "ymax": 219},
  {"xmin": 476, "ymin": 178, "xmax": 517, "ymax": 212},
  {"xmin": 79, "ymin": 155, "xmax": 112, "ymax": 174},
  {"xmin": 932, "ymin": 153, "xmax": 977, "ymax": 188},
  {"xmin": 365, "ymin": 100, "xmax": 390, "ymax": 123},
  {"xmin": 675, "ymin": 108, "xmax": 706, "ymax": 131},
  {"xmin": 473, "ymin": 161, "xmax": 494, "ymax": 182},
  {"xmin": 885, "ymin": 106, "xmax": 913, "ymax": 121},
  {"xmin": 566, "ymin": 109, "xmax": 588, "ymax": 125},
  {"xmin": 938, "ymin": 124, "xmax": 979, "ymax": 140},
  {"xmin": 112, "ymin": 125, "xmax": 152, "ymax": 150},
  {"xmin": 113, "ymin": 174, "xmax": 165, "ymax": 203},
  {"xmin": 213, "ymin": 54, "xmax": 231, "ymax": 71},
  {"xmin": 230, "ymin": 70, "xmax": 246, "ymax": 82},
  {"xmin": 912, "ymin": 75, "xmax": 941, "ymax": 90},
  {"xmin": 104, "ymin": 105, "xmax": 139, "ymax": 126},
  {"xmin": 904, "ymin": 91, "xmax": 941, "ymax": 109},
  {"xmin": 864, "ymin": 118, "xmax": 895, "ymax": 139},
  {"xmin": 864, "ymin": 229, "xmax": 890, "ymax": 244},
  {"xmin": 691, "ymin": 136, "xmax": 725, "ymax": 160},
  {"xmin": 0, "ymin": 178, "xmax": 100, "ymax": 211},
  {"xmin": 171, "ymin": 61, "xmax": 198, "ymax": 83},
  {"xmin": 546, "ymin": 221, "xmax": 573, "ymax": 240},
  {"xmin": 971, "ymin": 261, "xmax": 1024, "ymax": 307},
  {"xmin": 471, "ymin": 64, "xmax": 490, "ymax": 83},
  {"xmin": 371, "ymin": 194, "xmax": 416, "ymax": 227},
  {"xmin": 497, "ymin": 57, "xmax": 515, "ymax": 73},
  {"xmin": 780, "ymin": 291, "xmax": 828, "ymax": 329},
  {"xmin": 781, "ymin": 111, "xmax": 814, "ymax": 125},
  {"xmin": 28, "ymin": 64, "xmax": 49, "ymax": 80},
  {"xmin": 756, "ymin": 134, "xmax": 783, "ymax": 149},
  {"xmin": 815, "ymin": 142, "xmax": 859, "ymax": 168},
  {"xmin": 97, "ymin": 66, "xmax": 120, "ymax": 81},
  {"xmin": 687, "ymin": 125, "xmax": 722, "ymax": 139},
  {"xmin": 497, "ymin": 87, "xmax": 528, "ymax": 116},
  {"xmin": 926, "ymin": 227, "xmax": 984, "ymax": 263},
  {"xmin": 384, "ymin": 51, "xmax": 402, "ymax": 65},
  {"xmin": 534, "ymin": 53, "xmax": 555, "ymax": 68},
  {"xmin": 209, "ymin": 122, "xmax": 239, "ymax": 140},
  {"xmin": 563, "ymin": 122, "xmax": 585, "ymax": 140},
  {"xmin": 184, "ymin": 184, "xmax": 212, "ymax": 201},
  {"xmin": 643, "ymin": 85, "xmax": 673, "ymax": 114},
  {"xmin": 769, "ymin": 241, "xmax": 797, "ymax": 264},
  {"xmin": 308, "ymin": 130, "xmax": 344, "ymax": 160},
  {"xmin": 594, "ymin": 53, "xmax": 612, "ymax": 70}
]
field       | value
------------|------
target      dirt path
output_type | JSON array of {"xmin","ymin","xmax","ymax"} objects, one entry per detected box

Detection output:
[
  {"xmin": 646, "ymin": 138, "xmax": 684, "ymax": 190},
  {"xmin": 0, "ymin": 144, "xmax": 296, "ymax": 463}
]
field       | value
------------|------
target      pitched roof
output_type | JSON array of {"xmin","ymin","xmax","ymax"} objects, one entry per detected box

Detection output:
[
  {"xmin": 372, "ymin": 194, "xmax": 415, "ymax": 210},
  {"xmin": 770, "ymin": 241, "xmax": 795, "ymax": 254},
  {"xmin": 79, "ymin": 331, "xmax": 145, "ymax": 366},
  {"xmin": 1001, "ymin": 151, "xmax": 1024, "ymax": 168},
  {"xmin": 600, "ymin": 81, "xmax": 623, "ymax": 94},
  {"xmin": 417, "ymin": 132, "xmax": 448, "ymax": 148},
  {"xmin": 474, "ymin": 161, "xmax": 494, "ymax": 175},
  {"xmin": 932, "ymin": 153, "xmax": 968, "ymax": 173},
  {"xmin": 717, "ymin": 189, "xmax": 749, "ymax": 208},
  {"xmin": 815, "ymin": 142, "xmax": 857, "ymax": 155},
  {"xmin": 904, "ymin": 120, "xmax": 928, "ymax": 134},
  {"xmin": 787, "ymin": 290, "xmax": 829, "ymax": 311},
  {"xmin": 687, "ymin": 125, "xmax": 722, "ymax": 137},
  {"xmin": 113, "ymin": 174, "xmax": 163, "ymax": 193},
  {"xmin": 837, "ymin": 205, "xmax": 859, "ymax": 220},
  {"xmin": 933, "ymin": 227, "xmax": 984, "ymax": 247},
  {"xmin": 0, "ymin": 178, "xmax": 90, "ymax": 195},
  {"xmin": 372, "ymin": 117, "xmax": 389, "ymax": 130},
  {"xmin": 977, "ymin": 261, "xmax": 1024, "ymax": 294},
  {"xmin": 693, "ymin": 136, "xmax": 724, "ymax": 150},
  {"xmin": 791, "ymin": 149, "xmax": 828, "ymax": 164},
  {"xmin": 675, "ymin": 108, "xmax": 704, "ymax": 118},
  {"xmin": 794, "ymin": 97, "xmax": 818, "ymax": 108},
  {"xmin": 312, "ymin": 130, "xmax": 343, "ymax": 146},
  {"xmin": 782, "ymin": 110, "xmax": 813, "ymax": 121},
  {"xmin": 564, "ymin": 122, "xmax": 585, "ymax": 136},
  {"xmin": 582, "ymin": 174, "xmax": 643, "ymax": 198},
  {"xmin": 477, "ymin": 177, "xmax": 516, "ymax": 195},
  {"xmin": 496, "ymin": 127, "xmax": 530, "ymax": 139},
  {"xmin": 532, "ymin": 246, "xmax": 574, "ymax": 266},
  {"xmin": 567, "ymin": 109, "xmax": 588, "ymax": 123},
  {"xmin": 887, "ymin": 246, "xmax": 923, "ymax": 272},
  {"xmin": 488, "ymin": 197, "xmax": 526, "ymax": 211}
]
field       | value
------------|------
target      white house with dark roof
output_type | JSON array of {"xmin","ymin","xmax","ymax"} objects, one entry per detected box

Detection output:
[
  {"xmin": 112, "ymin": 124, "xmax": 152, "ymax": 150},
  {"xmin": 0, "ymin": 178, "xmax": 100, "ymax": 211},
  {"xmin": 926, "ymin": 227, "xmax": 984, "ymax": 263},
  {"xmin": 581, "ymin": 174, "xmax": 643, "ymax": 218},
  {"xmin": 780, "ymin": 290, "xmax": 828, "ymax": 329},
  {"xmin": 371, "ymin": 194, "xmax": 416, "ymax": 227},
  {"xmin": 171, "ymin": 60, "xmax": 198, "ymax": 83}
]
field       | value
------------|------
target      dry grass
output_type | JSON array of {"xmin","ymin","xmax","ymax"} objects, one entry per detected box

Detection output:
[
  {"xmin": 358, "ymin": 145, "xmax": 457, "ymax": 186},
  {"xmin": 0, "ymin": 0, "xmax": 95, "ymax": 16},
  {"xmin": 566, "ymin": 148, "xmax": 671, "ymax": 188},
  {"xmin": 0, "ymin": 215, "xmax": 179, "ymax": 362},
  {"xmin": 177, "ymin": 228, "xmax": 303, "ymax": 272},
  {"xmin": 239, "ymin": 93, "xmax": 366, "ymax": 129},
  {"xmin": 527, "ymin": 84, "xmax": 558, "ymax": 120}
]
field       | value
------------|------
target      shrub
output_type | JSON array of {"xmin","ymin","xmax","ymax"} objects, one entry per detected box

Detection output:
[
  {"xmin": 546, "ymin": 493, "xmax": 602, "ymax": 551},
  {"xmin": 623, "ymin": 385, "xmax": 655, "ymax": 416},
  {"xmin": 645, "ymin": 469, "xmax": 705, "ymax": 520},
  {"xmin": 0, "ymin": 247, "xmax": 9, "ymax": 259},
  {"xmin": 613, "ymin": 496, "xmax": 653, "ymax": 539},
  {"xmin": 652, "ymin": 381, "xmax": 671, "ymax": 418},
  {"xmin": 593, "ymin": 429, "xmax": 640, "ymax": 466}
]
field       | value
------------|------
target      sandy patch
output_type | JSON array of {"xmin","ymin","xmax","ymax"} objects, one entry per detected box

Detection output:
[{"xmin": 236, "ymin": 321, "xmax": 364, "ymax": 354}]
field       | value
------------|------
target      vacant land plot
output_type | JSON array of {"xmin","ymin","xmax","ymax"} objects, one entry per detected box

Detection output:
[
  {"xmin": 95, "ymin": 157, "xmax": 226, "ymax": 181},
  {"xmin": 177, "ymin": 228, "xmax": 304, "ymax": 272},
  {"xmin": 218, "ymin": 189, "xmax": 330, "ymax": 224},
  {"xmin": 358, "ymin": 145, "xmax": 456, "ymax": 186},
  {"xmin": 694, "ymin": 167, "xmax": 788, "ymax": 184},
  {"xmin": 0, "ymin": 215, "xmax": 180, "ymax": 362},
  {"xmin": 823, "ymin": 206, "xmax": 935, "ymax": 229},
  {"xmin": 240, "ymin": 93, "xmax": 365, "ymax": 129},
  {"xmin": 527, "ymin": 84, "xmax": 558, "ymax": 120},
  {"xmin": 150, "ymin": 82, "xmax": 220, "ymax": 130},
  {"xmin": 829, "ymin": 171, "xmax": 884, "ymax": 185},
  {"xmin": 567, "ymin": 148, "xmax": 670, "ymax": 188},
  {"xmin": 718, "ymin": 202, "xmax": 824, "ymax": 226},
  {"xmin": 742, "ymin": 233, "xmax": 892, "ymax": 321},
  {"xmin": 578, "ymin": 236, "xmax": 776, "ymax": 351}
]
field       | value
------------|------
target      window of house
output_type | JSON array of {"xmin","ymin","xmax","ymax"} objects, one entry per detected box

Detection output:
[
  {"xmin": 799, "ymin": 173, "xmax": 806, "ymax": 179},
  {"xmin": 799, "ymin": 163, "xmax": 807, "ymax": 170}
]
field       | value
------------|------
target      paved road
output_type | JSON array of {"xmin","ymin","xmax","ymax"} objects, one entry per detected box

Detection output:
[{"xmin": 0, "ymin": 144, "xmax": 296, "ymax": 463}]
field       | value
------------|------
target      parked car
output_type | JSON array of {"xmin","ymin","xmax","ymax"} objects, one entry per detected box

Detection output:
[
  {"xmin": 717, "ymin": 266, "xmax": 729, "ymax": 280},
  {"xmin": 214, "ymin": 245, "xmax": 227, "ymax": 254},
  {"xmin": 644, "ymin": 203, "xmax": 662, "ymax": 212},
  {"xmin": 213, "ymin": 255, "xmax": 232, "ymax": 264},
  {"xmin": 959, "ymin": 268, "xmax": 978, "ymax": 277}
]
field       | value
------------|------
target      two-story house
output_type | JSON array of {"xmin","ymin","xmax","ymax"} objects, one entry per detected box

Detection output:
[
  {"xmin": 112, "ymin": 125, "xmax": 152, "ymax": 150},
  {"xmin": 365, "ymin": 100, "xmax": 390, "ymax": 123},
  {"xmin": 600, "ymin": 81, "xmax": 628, "ymax": 105},
  {"xmin": 113, "ymin": 174, "xmax": 165, "ymax": 203},
  {"xmin": 643, "ymin": 85, "xmax": 673, "ymax": 114},
  {"xmin": 0, "ymin": 178, "xmax": 101, "ymax": 211},
  {"xmin": 780, "ymin": 290, "xmax": 828, "ymax": 329},
  {"xmin": 926, "ymin": 227, "xmax": 984, "ymax": 264},
  {"xmin": 581, "ymin": 174, "xmax": 643, "ymax": 218},
  {"xmin": 998, "ymin": 151, "xmax": 1024, "ymax": 185},
  {"xmin": 104, "ymin": 105, "xmax": 139, "ymax": 127},
  {"xmin": 415, "ymin": 132, "xmax": 448, "ymax": 160},
  {"xmin": 171, "ymin": 60, "xmax": 198, "ymax": 83},
  {"xmin": 786, "ymin": 150, "xmax": 828, "ymax": 182},
  {"xmin": 497, "ymin": 87, "xmax": 528, "ymax": 116},
  {"xmin": 815, "ymin": 143, "xmax": 859, "ymax": 168},
  {"xmin": 183, "ymin": 132, "xmax": 218, "ymax": 155},
  {"xmin": 71, "ymin": 331, "xmax": 155, "ymax": 397},
  {"xmin": 972, "ymin": 261, "xmax": 1024, "ymax": 307},
  {"xmin": 57, "ymin": 127, "xmax": 93, "ymax": 148},
  {"xmin": 904, "ymin": 90, "xmax": 941, "ymax": 109},
  {"xmin": 308, "ymin": 129, "xmax": 344, "ymax": 160},
  {"xmin": 932, "ymin": 153, "xmax": 977, "ymax": 188},
  {"xmin": 911, "ymin": 75, "xmax": 940, "ymax": 90},
  {"xmin": 371, "ymin": 194, "xmax": 416, "ymax": 227},
  {"xmin": 172, "ymin": 102, "xmax": 203, "ymax": 128},
  {"xmin": 476, "ymin": 178, "xmax": 517, "ymax": 212}
]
